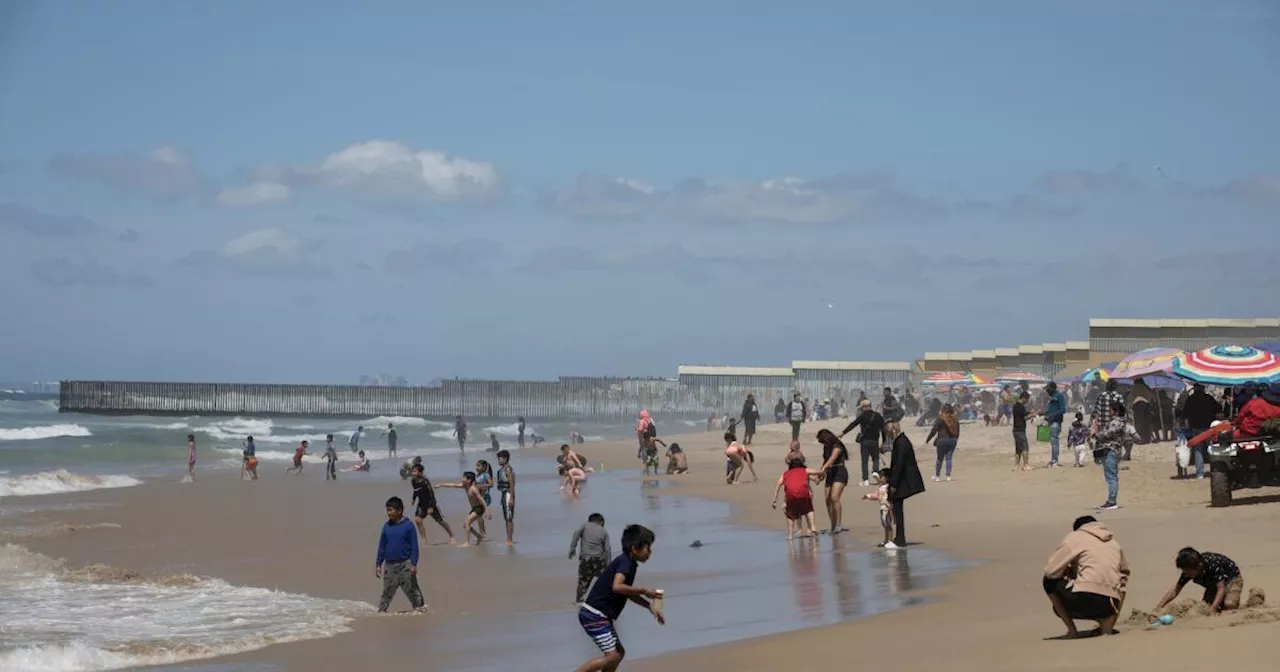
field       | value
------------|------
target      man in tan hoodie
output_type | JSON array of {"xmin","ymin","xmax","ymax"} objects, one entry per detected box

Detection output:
[{"xmin": 1043, "ymin": 515, "xmax": 1131, "ymax": 638}]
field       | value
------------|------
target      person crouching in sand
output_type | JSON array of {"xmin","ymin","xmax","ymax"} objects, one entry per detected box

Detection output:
[
  {"xmin": 1043, "ymin": 515, "xmax": 1130, "ymax": 638},
  {"xmin": 771, "ymin": 455, "xmax": 821, "ymax": 539},
  {"xmin": 1150, "ymin": 547, "xmax": 1243, "ymax": 616},
  {"xmin": 724, "ymin": 433, "xmax": 757, "ymax": 484},
  {"xmin": 563, "ymin": 466, "xmax": 589, "ymax": 496},
  {"xmin": 343, "ymin": 449, "xmax": 370, "ymax": 472},
  {"xmin": 576, "ymin": 524, "xmax": 663, "ymax": 672},
  {"xmin": 665, "ymin": 443, "xmax": 688, "ymax": 475},
  {"xmin": 436, "ymin": 471, "xmax": 487, "ymax": 547}
]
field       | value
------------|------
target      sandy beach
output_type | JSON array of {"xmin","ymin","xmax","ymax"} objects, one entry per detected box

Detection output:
[{"xmin": 8, "ymin": 418, "xmax": 1280, "ymax": 671}]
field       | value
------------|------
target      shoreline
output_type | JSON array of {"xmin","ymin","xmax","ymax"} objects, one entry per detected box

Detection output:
[{"xmin": 6, "ymin": 419, "xmax": 1280, "ymax": 671}]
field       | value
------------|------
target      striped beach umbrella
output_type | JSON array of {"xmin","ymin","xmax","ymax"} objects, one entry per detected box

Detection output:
[
  {"xmin": 1170, "ymin": 345, "xmax": 1280, "ymax": 386},
  {"xmin": 1109, "ymin": 347, "xmax": 1181, "ymax": 380},
  {"xmin": 1075, "ymin": 363, "xmax": 1115, "ymax": 383},
  {"xmin": 995, "ymin": 372, "xmax": 1049, "ymax": 384}
]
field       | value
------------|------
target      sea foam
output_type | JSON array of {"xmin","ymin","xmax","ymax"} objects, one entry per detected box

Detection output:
[
  {"xmin": 0, "ymin": 424, "xmax": 92, "ymax": 441},
  {"xmin": 0, "ymin": 471, "xmax": 142, "ymax": 498},
  {"xmin": 0, "ymin": 544, "xmax": 372, "ymax": 671}
]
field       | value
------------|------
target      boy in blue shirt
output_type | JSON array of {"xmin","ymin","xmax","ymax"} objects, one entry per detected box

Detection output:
[
  {"xmin": 576, "ymin": 524, "xmax": 663, "ymax": 672},
  {"xmin": 375, "ymin": 496, "xmax": 424, "ymax": 612}
]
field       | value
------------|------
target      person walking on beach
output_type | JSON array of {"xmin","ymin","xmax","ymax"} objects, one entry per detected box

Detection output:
[
  {"xmin": 925, "ymin": 403, "xmax": 961, "ymax": 482},
  {"xmin": 437, "ymin": 471, "xmax": 487, "ymax": 547},
  {"xmin": 839, "ymin": 399, "xmax": 885, "ymax": 487},
  {"xmin": 375, "ymin": 496, "xmax": 425, "ymax": 613},
  {"xmin": 815, "ymin": 429, "xmax": 849, "ymax": 535},
  {"xmin": 495, "ymin": 450, "xmax": 516, "ymax": 546},
  {"xmin": 881, "ymin": 387, "xmax": 904, "ymax": 424},
  {"xmin": 453, "ymin": 416, "xmax": 468, "ymax": 452},
  {"xmin": 380, "ymin": 423, "xmax": 398, "ymax": 459},
  {"xmin": 570, "ymin": 513, "xmax": 612, "ymax": 604},
  {"xmin": 885, "ymin": 422, "xmax": 925, "ymax": 549},
  {"xmin": 741, "ymin": 394, "xmax": 760, "ymax": 445},
  {"xmin": 287, "ymin": 440, "xmax": 310, "ymax": 475},
  {"xmin": 575, "ymin": 524, "xmax": 663, "ymax": 672},
  {"xmin": 186, "ymin": 433, "xmax": 197, "ymax": 482},
  {"xmin": 348, "ymin": 425, "xmax": 363, "ymax": 453},
  {"xmin": 1042, "ymin": 515, "xmax": 1129, "ymax": 638},
  {"xmin": 409, "ymin": 463, "xmax": 456, "ymax": 545},
  {"xmin": 1043, "ymin": 382, "xmax": 1068, "ymax": 467},
  {"xmin": 643, "ymin": 434, "xmax": 665, "ymax": 477},
  {"xmin": 1093, "ymin": 400, "xmax": 1130, "ymax": 511},
  {"xmin": 635, "ymin": 410, "xmax": 656, "ymax": 462},
  {"xmin": 774, "ymin": 397, "xmax": 787, "ymax": 423},
  {"xmin": 786, "ymin": 392, "xmax": 807, "ymax": 441},
  {"xmin": 997, "ymin": 385, "xmax": 1014, "ymax": 425},
  {"xmin": 241, "ymin": 436, "xmax": 259, "ymax": 480},
  {"xmin": 324, "ymin": 434, "xmax": 339, "ymax": 481}
]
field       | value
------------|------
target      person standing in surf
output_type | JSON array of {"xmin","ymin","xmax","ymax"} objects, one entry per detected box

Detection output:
[
  {"xmin": 186, "ymin": 433, "xmax": 197, "ymax": 482},
  {"xmin": 496, "ymin": 449, "xmax": 516, "ymax": 546},
  {"xmin": 348, "ymin": 425, "xmax": 363, "ymax": 453},
  {"xmin": 241, "ymin": 436, "xmax": 259, "ymax": 480},
  {"xmin": 381, "ymin": 422, "xmax": 398, "ymax": 459},
  {"xmin": 324, "ymin": 434, "xmax": 339, "ymax": 481},
  {"xmin": 517, "ymin": 417, "xmax": 527, "ymax": 449},
  {"xmin": 453, "ymin": 415, "xmax": 468, "ymax": 453}
]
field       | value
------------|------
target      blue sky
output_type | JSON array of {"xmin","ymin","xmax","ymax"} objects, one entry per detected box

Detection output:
[{"xmin": 1, "ymin": 0, "xmax": 1277, "ymax": 383}]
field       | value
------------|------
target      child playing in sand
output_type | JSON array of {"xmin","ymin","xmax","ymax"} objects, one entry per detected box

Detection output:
[
  {"xmin": 642, "ymin": 436, "xmax": 665, "ymax": 476},
  {"xmin": 861, "ymin": 468, "xmax": 895, "ymax": 548},
  {"xmin": 771, "ymin": 456, "xmax": 821, "ymax": 539},
  {"xmin": 437, "ymin": 471, "xmax": 487, "ymax": 547},
  {"xmin": 570, "ymin": 513, "xmax": 612, "ymax": 604},
  {"xmin": 410, "ymin": 463, "xmax": 456, "ymax": 545},
  {"xmin": 1067, "ymin": 413, "xmax": 1090, "ymax": 468},
  {"xmin": 563, "ymin": 465, "xmax": 589, "ymax": 495},
  {"xmin": 724, "ymin": 433, "xmax": 757, "ymax": 484},
  {"xmin": 375, "ymin": 496, "xmax": 425, "ymax": 613},
  {"xmin": 343, "ymin": 449, "xmax": 370, "ymax": 472},
  {"xmin": 495, "ymin": 450, "xmax": 516, "ymax": 546},
  {"xmin": 577, "ymin": 524, "xmax": 663, "ymax": 672},
  {"xmin": 1151, "ymin": 547, "xmax": 1244, "ymax": 615},
  {"xmin": 665, "ymin": 443, "xmax": 688, "ymax": 475},
  {"xmin": 287, "ymin": 440, "xmax": 310, "ymax": 475}
]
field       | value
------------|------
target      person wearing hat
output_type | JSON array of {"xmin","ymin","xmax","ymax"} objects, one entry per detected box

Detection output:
[
  {"xmin": 1182, "ymin": 382, "xmax": 1220, "ymax": 478},
  {"xmin": 839, "ymin": 398, "xmax": 886, "ymax": 487}
]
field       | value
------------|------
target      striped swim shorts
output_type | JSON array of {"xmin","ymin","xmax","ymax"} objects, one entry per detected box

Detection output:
[{"xmin": 578, "ymin": 606, "xmax": 620, "ymax": 653}]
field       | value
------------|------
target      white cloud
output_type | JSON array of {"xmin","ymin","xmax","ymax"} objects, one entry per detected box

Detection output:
[
  {"xmin": 48, "ymin": 146, "xmax": 209, "ymax": 202},
  {"xmin": 546, "ymin": 171, "xmax": 944, "ymax": 225},
  {"xmin": 215, "ymin": 181, "xmax": 293, "ymax": 207},
  {"xmin": 178, "ymin": 228, "xmax": 325, "ymax": 277},
  {"xmin": 291, "ymin": 140, "xmax": 505, "ymax": 204},
  {"xmin": 1032, "ymin": 165, "xmax": 1140, "ymax": 197},
  {"xmin": 1221, "ymin": 173, "xmax": 1280, "ymax": 204}
]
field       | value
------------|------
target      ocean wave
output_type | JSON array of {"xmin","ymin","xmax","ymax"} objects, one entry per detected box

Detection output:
[
  {"xmin": 191, "ymin": 417, "xmax": 274, "ymax": 440},
  {"xmin": 0, "ymin": 424, "xmax": 93, "ymax": 441},
  {"xmin": 127, "ymin": 422, "xmax": 191, "ymax": 431},
  {"xmin": 363, "ymin": 415, "xmax": 448, "ymax": 428},
  {"xmin": 0, "ymin": 544, "xmax": 373, "ymax": 671},
  {"xmin": 483, "ymin": 422, "xmax": 531, "ymax": 437},
  {"xmin": 0, "ymin": 471, "xmax": 142, "ymax": 498}
]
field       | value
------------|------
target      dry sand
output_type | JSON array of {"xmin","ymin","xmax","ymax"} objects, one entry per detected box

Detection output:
[{"xmin": 13, "ymin": 418, "xmax": 1280, "ymax": 671}]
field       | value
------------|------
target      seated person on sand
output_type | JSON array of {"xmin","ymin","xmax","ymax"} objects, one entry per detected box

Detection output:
[
  {"xmin": 1233, "ymin": 382, "xmax": 1280, "ymax": 439},
  {"xmin": 1043, "ymin": 515, "xmax": 1131, "ymax": 638},
  {"xmin": 1151, "ymin": 547, "xmax": 1243, "ymax": 616},
  {"xmin": 344, "ymin": 450, "xmax": 371, "ymax": 472},
  {"xmin": 665, "ymin": 442, "xmax": 688, "ymax": 475}
]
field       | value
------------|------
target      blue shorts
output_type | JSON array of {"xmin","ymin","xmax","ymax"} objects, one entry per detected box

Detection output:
[{"xmin": 578, "ymin": 607, "xmax": 620, "ymax": 654}]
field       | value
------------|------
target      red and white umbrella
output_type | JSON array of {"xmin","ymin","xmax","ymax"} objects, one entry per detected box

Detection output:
[{"xmin": 1170, "ymin": 345, "xmax": 1280, "ymax": 385}]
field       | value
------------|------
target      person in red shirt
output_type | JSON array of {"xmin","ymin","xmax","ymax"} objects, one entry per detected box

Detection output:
[
  {"xmin": 1233, "ymin": 383, "xmax": 1280, "ymax": 438},
  {"xmin": 287, "ymin": 440, "xmax": 310, "ymax": 475},
  {"xmin": 770, "ymin": 456, "xmax": 822, "ymax": 540}
]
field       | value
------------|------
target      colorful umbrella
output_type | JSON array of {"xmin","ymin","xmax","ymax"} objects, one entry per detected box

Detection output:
[
  {"xmin": 1170, "ymin": 345, "xmax": 1280, "ymax": 386},
  {"xmin": 995, "ymin": 372, "xmax": 1049, "ymax": 384},
  {"xmin": 1075, "ymin": 363, "xmax": 1115, "ymax": 383},
  {"xmin": 1113, "ymin": 374, "xmax": 1185, "ymax": 391},
  {"xmin": 920, "ymin": 372, "xmax": 991, "ymax": 387},
  {"xmin": 1109, "ymin": 347, "xmax": 1181, "ymax": 380}
]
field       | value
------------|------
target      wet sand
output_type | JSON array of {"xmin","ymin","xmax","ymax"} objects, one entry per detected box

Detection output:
[{"xmin": 12, "ymin": 419, "xmax": 1280, "ymax": 671}]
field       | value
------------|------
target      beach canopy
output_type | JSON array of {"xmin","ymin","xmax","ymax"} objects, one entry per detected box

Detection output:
[
  {"xmin": 1109, "ymin": 347, "xmax": 1181, "ymax": 380},
  {"xmin": 1170, "ymin": 345, "xmax": 1280, "ymax": 386},
  {"xmin": 920, "ymin": 372, "xmax": 991, "ymax": 387},
  {"xmin": 995, "ymin": 372, "xmax": 1048, "ymax": 384}
]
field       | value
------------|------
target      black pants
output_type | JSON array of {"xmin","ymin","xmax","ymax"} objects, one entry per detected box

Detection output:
[
  {"xmin": 1133, "ymin": 404, "xmax": 1152, "ymax": 444},
  {"xmin": 859, "ymin": 441, "xmax": 880, "ymax": 482},
  {"xmin": 744, "ymin": 420, "xmax": 756, "ymax": 444},
  {"xmin": 790, "ymin": 420, "xmax": 802, "ymax": 441},
  {"xmin": 892, "ymin": 498, "xmax": 906, "ymax": 545}
]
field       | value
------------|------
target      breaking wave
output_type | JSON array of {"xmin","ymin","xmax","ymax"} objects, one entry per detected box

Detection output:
[
  {"xmin": 0, "ymin": 424, "xmax": 93, "ymax": 441},
  {"xmin": 0, "ymin": 471, "xmax": 142, "ymax": 498}
]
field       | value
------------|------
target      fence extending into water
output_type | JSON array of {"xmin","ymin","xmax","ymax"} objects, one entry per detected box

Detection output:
[{"xmin": 59, "ymin": 365, "xmax": 915, "ymax": 420}]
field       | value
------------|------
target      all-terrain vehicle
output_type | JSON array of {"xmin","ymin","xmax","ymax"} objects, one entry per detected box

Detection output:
[{"xmin": 1206, "ymin": 433, "xmax": 1280, "ymax": 507}]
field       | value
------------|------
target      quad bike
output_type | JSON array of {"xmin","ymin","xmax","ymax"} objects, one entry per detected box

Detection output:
[{"xmin": 1206, "ymin": 433, "xmax": 1280, "ymax": 507}]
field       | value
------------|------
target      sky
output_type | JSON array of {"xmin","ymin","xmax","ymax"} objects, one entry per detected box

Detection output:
[{"xmin": 1, "ymin": 0, "xmax": 1278, "ymax": 384}]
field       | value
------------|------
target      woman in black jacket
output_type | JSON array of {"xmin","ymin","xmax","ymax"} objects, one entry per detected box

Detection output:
[
  {"xmin": 885, "ymin": 421, "xmax": 926, "ymax": 549},
  {"xmin": 839, "ymin": 399, "xmax": 885, "ymax": 487}
]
